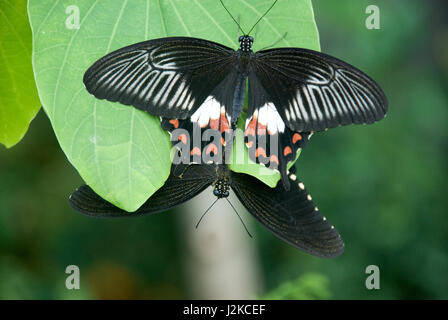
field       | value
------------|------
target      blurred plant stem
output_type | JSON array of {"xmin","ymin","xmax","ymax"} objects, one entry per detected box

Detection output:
[{"xmin": 177, "ymin": 189, "xmax": 262, "ymax": 299}]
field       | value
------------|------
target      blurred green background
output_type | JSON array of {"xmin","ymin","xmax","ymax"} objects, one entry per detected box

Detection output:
[{"xmin": 1, "ymin": 0, "xmax": 447, "ymax": 299}]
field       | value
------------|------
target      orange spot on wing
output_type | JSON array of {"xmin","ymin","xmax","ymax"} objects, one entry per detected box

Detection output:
[
  {"xmin": 270, "ymin": 155, "xmax": 280, "ymax": 165},
  {"xmin": 190, "ymin": 147, "xmax": 201, "ymax": 156},
  {"xmin": 220, "ymin": 112, "xmax": 230, "ymax": 133},
  {"xmin": 257, "ymin": 123, "xmax": 267, "ymax": 135},
  {"xmin": 178, "ymin": 134, "xmax": 187, "ymax": 144},
  {"xmin": 245, "ymin": 140, "xmax": 254, "ymax": 148},
  {"xmin": 206, "ymin": 143, "xmax": 218, "ymax": 155},
  {"xmin": 221, "ymin": 137, "xmax": 226, "ymax": 146},
  {"xmin": 255, "ymin": 147, "xmax": 267, "ymax": 158},
  {"xmin": 292, "ymin": 133, "xmax": 302, "ymax": 144},
  {"xmin": 283, "ymin": 146, "xmax": 292, "ymax": 156},
  {"xmin": 169, "ymin": 119, "xmax": 179, "ymax": 129},
  {"xmin": 209, "ymin": 118, "xmax": 219, "ymax": 130},
  {"xmin": 245, "ymin": 116, "xmax": 257, "ymax": 136}
]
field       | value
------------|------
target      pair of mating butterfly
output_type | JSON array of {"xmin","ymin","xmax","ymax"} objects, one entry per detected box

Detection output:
[{"xmin": 69, "ymin": 0, "xmax": 388, "ymax": 258}]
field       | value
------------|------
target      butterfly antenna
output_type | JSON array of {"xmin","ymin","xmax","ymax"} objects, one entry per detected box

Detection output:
[
  {"xmin": 195, "ymin": 198, "xmax": 219, "ymax": 229},
  {"xmin": 259, "ymin": 32, "xmax": 288, "ymax": 50},
  {"xmin": 247, "ymin": 0, "xmax": 278, "ymax": 35},
  {"xmin": 225, "ymin": 198, "xmax": 253, "ymax": 238},
  {"xmin": 220, "ymin": 0, "xmax": 246, "ymax": 35}
]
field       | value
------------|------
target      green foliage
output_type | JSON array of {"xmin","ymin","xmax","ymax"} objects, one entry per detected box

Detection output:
[
  {"xmin": 262, "ymin": 273, "xmax": 331, "ymax": 299},
  {"xmin": 0, "ymin": 0, "xmax": 40, "ymax": 148},
  {"xmin": 28, "ymin": 0, "xmax": 319, "ymax": 211}
]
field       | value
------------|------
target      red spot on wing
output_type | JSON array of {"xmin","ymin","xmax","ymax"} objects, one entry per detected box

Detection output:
[
  {"xmin": 169, "ymin": 119, "xmax": 179, "ymax": 129},
  {"xmin": 220, "ymin": 112, "xmax": 230, "ymax": 133},
  {"xmin": 206, "ymin": 143, "xmax": 218, "ymax": 155},
  {"xmin": 245, "ymin": 116, "xmax": 257, "ymax": 136},
  {"xmin": 190, "ymin": 147, "xmax": 201, "ymax": 156},
  {"xmin": 246, "ymin": 140, "xmax": 253, "ymax": 148},
  {"xmin": 209, "ymin": 118, "xmax": 219, "ymax": 130},
  {"xmin": 257, "ymin": 123, "xmax": 267, "ymax": 135},
  {"xmin": 178, "ymin": 134, "xmax": 187, "ymax": 144},
  {"xmin": 283, "ymin": 146, "xmax": 292, "ymax": 156},
  {"xmin": 292, "ymin": 133, "xmax": 302, "ymax": 144},
  {"xmin": 255, "ymin": 147, "xmax": 267, "ymax": 158},
  {"xmin": 270, "ymin": 155, "xmax": 280, "ymax": 165}
]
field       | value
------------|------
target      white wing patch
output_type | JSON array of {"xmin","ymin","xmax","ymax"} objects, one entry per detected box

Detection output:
[
  {"xmin": 191, "ymin": 95, "xmax": 231, "ymax": 130},
  {"xmin": 191, "ymin": 95, "xmax": 220, "ymax": 127},
  {"xmin": 246, "ymin": 102, "xmax": 285, "ymax": 134}
]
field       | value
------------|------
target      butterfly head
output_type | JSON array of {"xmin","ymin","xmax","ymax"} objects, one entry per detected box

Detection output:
[
  {"xmin": 239, "ymin": 35, "xmax": 254, "ymax": 53},
  {"xmin": 213, "ymin": 178, "xmax": 230, "ymax": 198}
]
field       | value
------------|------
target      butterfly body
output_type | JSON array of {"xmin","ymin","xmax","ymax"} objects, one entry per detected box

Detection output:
[
  {"xmin": 212, "ymin": 164, "xmax": 231, "ymax": 198},
  {"xmin": 222, "ymin": 36, "xmax": 254, "ymax": 125}
]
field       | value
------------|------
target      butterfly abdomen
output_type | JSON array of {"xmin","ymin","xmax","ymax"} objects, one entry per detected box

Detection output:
[
  {"xmin": 231, "ymin": 74, "xmax": 246, "ymax": 125},
  {"xmin": 230, "ymin": 53, "xmax": 252, "ymax": 125}
]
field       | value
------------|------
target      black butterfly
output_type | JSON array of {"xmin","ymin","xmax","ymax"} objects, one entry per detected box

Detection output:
[
  {"xmin": 70, "ymin": 162, "xmax": 344, "ymax": 258},
  {"xmin": 82, "ymin": 1, "xmax": 388, "ymax": 190}
]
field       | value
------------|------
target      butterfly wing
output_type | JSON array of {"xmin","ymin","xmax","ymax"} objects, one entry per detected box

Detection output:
[
  {"xmin": 84, "ymin": 37, "xmax": 237, "ymax": 119},
  {"xmin": 245, "ymin": 72, "xmax": 311, "ymax": 189},
  {"xmin": 69, "ymin": 164, "xmax": 216, "ymax": 217},
  {"xmin": 160, "ymin": 67, "xmax": 238, "ymax": 164},
  {"xmin": 249, "ymin": 47, "xmax": 388, "ymax": 132},
  {"xmin": 245, "ymin": 47, "xmax": 388, "ymax": 188},
  {"xmin": 230, "ymin": 168, "xmax": 344, "ymax": 258}
]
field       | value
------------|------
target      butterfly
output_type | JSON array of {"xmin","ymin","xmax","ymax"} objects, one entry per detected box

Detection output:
[
  {"xmin": 82, "ymin": 0, "xmax": 388, "ymax": 190},
  {"xmin": 69, "ymin": 162, "xmax": 344, "ymax": 258}
]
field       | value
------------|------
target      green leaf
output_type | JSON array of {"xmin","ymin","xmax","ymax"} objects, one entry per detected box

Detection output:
[
  {"xmin": 261, "ymin": 273, "xmax": 332, "ymax": 300},
  {"xmin": 28, "ymin": 0, "xmax": 320, "ymax": 211},
  {"xmin": 0, "ymin": 0, "xmax": 40, "ymax": 148}
]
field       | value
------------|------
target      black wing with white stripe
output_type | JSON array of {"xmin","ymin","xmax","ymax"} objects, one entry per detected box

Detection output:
[
  {"xmin": 84, "ymin": 37, "xmax": 236, "ymax": 119},
  {"xmin": 69, "ymin": 164, "xmax": 215, "ymax": 217},
  {"xmin": 250, "ymin": 47, "xmax": 388, "ymax": 132},
  {"xmin": 230, "ymin": 167, "xmax": 344, "ymax": 258}
]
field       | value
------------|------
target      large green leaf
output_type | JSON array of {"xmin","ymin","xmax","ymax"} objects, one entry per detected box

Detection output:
[
  {"xmin": 0, "ymin": 0, "xmax": 40, "ymax": 148},
  {"xmin": 28, "ymin": 0, "xmax": 320, "ymax": 211}
]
